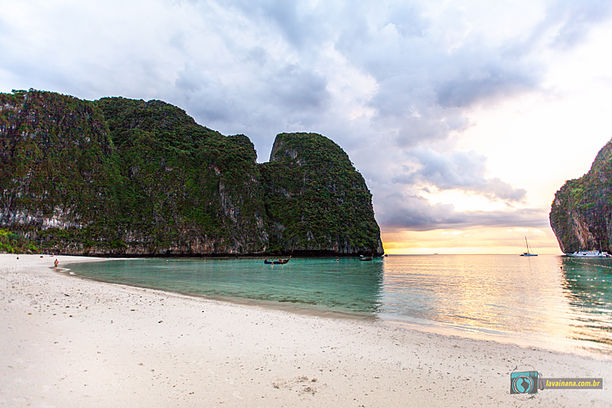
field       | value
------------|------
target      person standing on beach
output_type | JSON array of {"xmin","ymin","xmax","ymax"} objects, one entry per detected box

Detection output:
[{"xmin": 54, "ymin": 259, "xmax": 59, "ymax": 268}]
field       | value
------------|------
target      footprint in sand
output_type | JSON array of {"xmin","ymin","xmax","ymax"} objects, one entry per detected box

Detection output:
[{"xmin": 272, "ymin": 376, "xmax": 318, "ymax": 395}]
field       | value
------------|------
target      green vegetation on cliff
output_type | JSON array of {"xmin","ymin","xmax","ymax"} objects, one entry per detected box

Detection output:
[
  {"xmin": 0, "ymin": 229, "xmax": 38, "ymax": 253},
  {"xmin": 261, "ymin": 133, "xmax": 382, "ymax": 254},
  {"xmin": 0, "ymin": 90, "xmax": 120, "ymax": 253},
  {"xmin": 0, "ymin": 90, "xmax": 381, "ymax": 255},
  {"xmin": 549, "ymin": 139, "xmax": 612, "ymax": 253},
  {"xmin": 95, "ymin": 97, "xmax": 269, "ymax": 254}
]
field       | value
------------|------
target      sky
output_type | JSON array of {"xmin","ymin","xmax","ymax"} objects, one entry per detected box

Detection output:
[{"xmin": 1, "ymin": 0, "xmax": 611, "ymax": 254}]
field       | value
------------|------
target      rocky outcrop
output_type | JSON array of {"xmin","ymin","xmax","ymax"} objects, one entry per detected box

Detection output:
[
  {"xmin": 261, "ymin": 133, "xmax": 383, "ymax": 255},
  {"xmin": 549, "ymin": 139, "xmax": 612, "ymax": 253},
  {"xmin": 0, "ymin": 90, "xmax": 382, "ymax": 256}
]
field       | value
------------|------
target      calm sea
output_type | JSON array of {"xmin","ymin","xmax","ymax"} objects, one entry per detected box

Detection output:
[{"xmin": 66, "ymin": 255, "xmax": 612, "ymax": 356}]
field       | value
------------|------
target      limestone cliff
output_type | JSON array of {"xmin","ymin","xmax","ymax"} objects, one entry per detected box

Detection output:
[
  {"xmin": 549, "ymin": 139, "xmax": 612, "ymax": 253},
  {"xmin": 0, "ymin": 90, "xmax": 382, "ymax": 256},
  {"xmin": 261, "ymin": 133, "xmax": 383, "ymax": 255}
]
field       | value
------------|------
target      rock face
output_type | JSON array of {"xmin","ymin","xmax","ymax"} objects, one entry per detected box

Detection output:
[
  {"xmin": 0, "ymin": 90, "xmax": 382, "ymax": 256},
  {"xmin": 549, "ymin": 139, "xmax": 612, "ymax": 254},
  {"xmin": 261, "ymin": 133, "xmax": 383, "ymax": 255}
]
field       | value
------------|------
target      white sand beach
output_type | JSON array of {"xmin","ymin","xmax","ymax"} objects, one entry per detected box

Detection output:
[{"xmin": 1, "ymin": 254, "xmax": 610, "ymax": 407}]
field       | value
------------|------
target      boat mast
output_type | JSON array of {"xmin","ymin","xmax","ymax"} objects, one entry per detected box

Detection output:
[{"xmin": 525, "ymin": 236, "xmax": 530, "ymax": 254}]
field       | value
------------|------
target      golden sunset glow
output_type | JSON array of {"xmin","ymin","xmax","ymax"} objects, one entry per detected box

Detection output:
[
  {"xmin": 383, "ymin": 227, "xmax": 562, "ymax": 255},
  {"xmin": 381, "ymin": 24, "xmax": 612, "ymax": 254}
]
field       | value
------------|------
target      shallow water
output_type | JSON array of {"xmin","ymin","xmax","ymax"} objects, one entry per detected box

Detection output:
[{"xmin": 67, "ymin": 255, "xmax": 612, "ymax": 355}]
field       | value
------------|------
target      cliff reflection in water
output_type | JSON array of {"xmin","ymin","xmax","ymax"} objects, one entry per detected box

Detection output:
[
  {"xmin": 68, "ymin": 258, "xmax": 385, "ymax": 316},
  {"xmin": 561, "ymin": 257, "xmax": 612, "ymax": 346}
]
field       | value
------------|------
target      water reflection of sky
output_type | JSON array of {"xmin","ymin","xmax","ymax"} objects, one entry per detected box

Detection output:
[
  {"xmin": 67, "ymin": 255, "xmax": 612, "ymax": 355},
  {"xmin": 379, "ymin": 255, "xmax": 612, "ymax": 354}
]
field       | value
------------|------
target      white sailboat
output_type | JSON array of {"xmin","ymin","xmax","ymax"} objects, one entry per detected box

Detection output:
[{"xmin": 520, "ymin": 237, "xmax": 537, "ymax": 257}]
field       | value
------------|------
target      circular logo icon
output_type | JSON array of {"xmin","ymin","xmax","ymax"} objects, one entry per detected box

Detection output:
[{"xmin": 512, "ymin": 375, "xmax": 534, "ymax": 393}]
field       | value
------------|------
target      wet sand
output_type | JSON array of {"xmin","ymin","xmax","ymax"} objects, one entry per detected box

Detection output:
[{"xmin": 1, "ymin": 254, "xmax": 610, "ymax": 407}]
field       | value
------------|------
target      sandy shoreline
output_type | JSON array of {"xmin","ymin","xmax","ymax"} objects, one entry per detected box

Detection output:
[{"xmin": 1, "ymin": 254, "xmax": 610, "ymax": 407}]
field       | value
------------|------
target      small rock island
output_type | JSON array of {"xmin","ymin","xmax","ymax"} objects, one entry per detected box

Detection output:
[
  {"xmin": 0, "ymin": 89, "xmax": 383, "ymax": 256},
  {"xmin": 549, "ymin": 138, "xmax": 611, "ymax": 254}
]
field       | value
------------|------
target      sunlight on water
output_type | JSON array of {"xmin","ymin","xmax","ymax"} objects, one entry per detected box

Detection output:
[{"xmin": 67, "ymin": 255, "xmax": 612, "ymax": 356}]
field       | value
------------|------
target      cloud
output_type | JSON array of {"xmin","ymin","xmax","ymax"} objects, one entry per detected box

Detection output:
[
  {"xmin": 435, "ymin": 65, "xmax": 535, "ymax": 108},
  {"xmin": 537, "ymin": 0, "xmax": 612, "ymax": 49},
  {"xmin": 228, "ymin": 0, "xmax": 320, "ymax": 48},
  {"xmin": 378, "ymin": 194, "xmax": 548, "ymax": 231},
  {"xmin": 392, "ymin": 149, "xmax": 526, "ymax": 202},
  {"xmin": 173, "ymin": 60, "xmax": 328, "ymax": 130},
  {"xmin": 269, "ymin": 64, "xmax": 329, "ymax": 110}
]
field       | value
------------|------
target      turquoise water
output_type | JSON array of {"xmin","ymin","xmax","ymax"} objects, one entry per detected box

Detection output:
[{"xmin": 66, "ymin": 255, "xmax": 612, "ymax": 355}]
